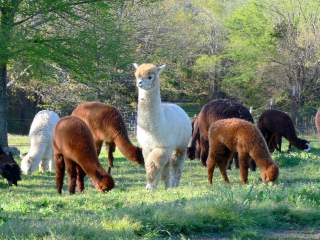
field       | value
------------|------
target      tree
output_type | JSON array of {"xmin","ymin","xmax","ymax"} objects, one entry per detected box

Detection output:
[{"xmin": 0, "ymin": 0, "xmax": 126, "ymax": 146}]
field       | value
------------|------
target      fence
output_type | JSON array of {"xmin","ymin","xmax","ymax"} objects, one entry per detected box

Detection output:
[{"xmin": 7, "ymin": 110, "xmax": 138, "ymax": 148}]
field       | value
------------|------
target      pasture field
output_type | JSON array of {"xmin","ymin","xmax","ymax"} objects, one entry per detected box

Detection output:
[{"xmin": 0, "ymin": 135, "xmax": 320, "ymax": 239}]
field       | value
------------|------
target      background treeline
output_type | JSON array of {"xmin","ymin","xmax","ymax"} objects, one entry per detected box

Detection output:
[{"xmin": 2, "ymin": 0, "xmax": 320, "ymax": 142}]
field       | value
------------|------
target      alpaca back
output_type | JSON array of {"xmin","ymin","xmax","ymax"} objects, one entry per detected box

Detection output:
[
  {"xmin": 258, "ymin": 110, "xmax": 298, "ymax": 141},
  {"xmin": 29, "ymin": 110, "xmax": 60, "ymax": 140},
  {"xmin": 72, "ymin": 102, "xmax": 130, "ymax": 143},
  {"xmin": 209, "ymin": 119, "xmax": 272, "ymax": 167},
  {"xmin": 137, "ymin": 102, "xmax": 191, "ymax": 149},
  {"xmin": 198, "ymin": 99, "xmax": 253, "ymax": 140}
]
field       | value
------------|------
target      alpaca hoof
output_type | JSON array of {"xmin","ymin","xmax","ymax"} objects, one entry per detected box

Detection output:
[{"xmin": 146, "ymin": 183, "xmax": 156, "ymax": 190}]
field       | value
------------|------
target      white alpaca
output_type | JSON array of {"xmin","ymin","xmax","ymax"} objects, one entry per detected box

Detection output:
[
  {"xmin": 134, "ymin": 63, "xmax": 192, "ymax": 190},
  {"xmin": 21, "ymin": 110, "xmax": 59, "ymax": 175}
]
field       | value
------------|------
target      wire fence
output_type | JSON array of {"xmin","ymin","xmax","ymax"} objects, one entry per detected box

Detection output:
[
  {"xmin": 8, "ymin": 110, "xmax": 138, "ymax": 148},
  {"xmin": 8, "ymin": 110, "xmax": 318, "ymax": 148}
]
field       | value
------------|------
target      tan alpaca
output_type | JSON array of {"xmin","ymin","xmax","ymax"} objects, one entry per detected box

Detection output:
[{"xmin": 207, "ymin": 118, "xmax": 279, "ymax": 184}]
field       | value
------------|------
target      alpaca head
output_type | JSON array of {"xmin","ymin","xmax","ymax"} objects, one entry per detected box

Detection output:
[
  {"xmin": 297, "ymin": 139, "xmax": 311, "ymax": 152},
  {"xmin": 261, "ymin": 163, "xmax": 279, "ymax": 183},
  {"xmin": 20, "ymin": 154, "xmax": 36, "ymax": 175},
  {"xmin": 0, "ymin": 151, "xmax": 21, "ymax": 186},
  {"xmin": 133, "ymin": 63, "xmax": 166, "ymax": 90},
  {"xmin": 94, "ymin": 170, "xmax": 115, "ymax": 192}
]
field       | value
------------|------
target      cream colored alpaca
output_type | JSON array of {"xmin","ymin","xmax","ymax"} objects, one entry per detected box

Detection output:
[
  {"xmin": 21, "ymin": 110, "xmax": 59, "ymax": 174},
  {"xmin": 134, "ymin": 63, "xmax": 192, "ymax": 190}
]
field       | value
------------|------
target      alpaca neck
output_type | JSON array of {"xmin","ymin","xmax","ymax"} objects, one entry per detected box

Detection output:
[
  {"xmin": 114, "ymin": 134, "xmax": 138, "ymax": 162},
  {"xmin": 137, "ymin": 81, "xmax": 162, "ymax": 130}
]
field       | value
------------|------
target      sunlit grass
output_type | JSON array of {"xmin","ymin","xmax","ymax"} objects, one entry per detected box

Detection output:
[{"xmin": 0, "ymin": 135, "xmax": 320, "ymax": 239}]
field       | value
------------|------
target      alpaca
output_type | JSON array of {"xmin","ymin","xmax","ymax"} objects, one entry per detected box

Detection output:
[
  {"xmin": 316, "ymin": 110, "xmax": 320, "ymax": 140},
  {"xmin": 258, "ymin": 109, "xmax": 310, "ymax": 153},
  {"xmin": 133, "ymin": 63, "xmax": 192, "ymax": 190},
  {"xmin": 53, "ymin": 116, "xmax": 114, "ymax": 194},
  {"xmin": 207, "ymin": 118, "xmax": 279, "ymax": 184},
  {"xmin": 187, "ymin": 99, "xmax": 256, "ymax": 171},
  {"xmin": 21, "ymin": 110, "xmax": 59, "ymax": 175},
  {"xmin": 72, "ymin": 102, "xmax": 144, "ymax": 169},
  {"xmin": 0, "ymin": 146, "xmax": 21, "ymax": 186}
]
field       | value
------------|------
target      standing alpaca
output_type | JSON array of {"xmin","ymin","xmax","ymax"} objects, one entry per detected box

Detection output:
[
  {"xmin": 21, "ymin": 110, "xmax": 59, "ymax": 175},
  {"xmin": 0, "ymin": 146, "xmax": 21, "ymax": 186},
  {"xmin": 207, "ymin": 118, "xmax": 279, "ymax": 184},
  {"xmin": 316, "ymin": 110, "xmax": 320, "ymax": 140},
  {"xmin": 54, "ymin": 116, "xmax": 114, "ymax": 194},
  {"xmin": 258, "ymin": 109, "xmax": 310, "ymax": 153},
  {"xmin": 72, "ymin": 102, "xmax": 144, "ymax": 170},
  {"xmin": 134, "ymin": 63, "xmax": 192, "ymax": 190},
  {"xmin": 187, "ymin": 99, "xmax": 256, "ymax": 171}
]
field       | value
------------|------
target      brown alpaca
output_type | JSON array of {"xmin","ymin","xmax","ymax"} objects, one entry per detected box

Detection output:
[
  {"xmin": 187, "ymin": 99, "xmax": 256, "ymax": 171},
  {"xmin": 316, "ymin": 110, "xmax": 320, "ymax": 140},
  {"xmin": 53, "ymin": 116, "xmax": 114, "ymax": 194},
  {"xmin": 258, "ymin": 109, "xmax": 310, "ymax": 153},
  {"xmin": 72, "ymin": 102, "xmax": 144, "ymax": 169},
  {"xmin": 207, "ymin": 118, "xmax": 279, "ymax": 184}
]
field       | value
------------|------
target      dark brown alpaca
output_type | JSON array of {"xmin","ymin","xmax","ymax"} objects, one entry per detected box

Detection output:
[
  {"xmin": 0, "ymin": 146, "xmax": 21, "ymax": 186},
  {"xmin": 258, "ymin": 109, "xmax": 310, "ymax": 153},
  {"xmin": 316, "ymin": 110, "xmax": 320, "ymax": 140},
  {"xmin": 53, "ymin": 116, "xmax": 114, "ymax": 194},
  {"xmin": 72, "ymin": 102, "xmax": 144, "ymax": 169},
  {"xmin": 207, "ymin": 118, "xmax": 279, "ymax": 184},
  {"xmin": 187, "ymin": 99, "xmax": 256, "ymax": 171}
]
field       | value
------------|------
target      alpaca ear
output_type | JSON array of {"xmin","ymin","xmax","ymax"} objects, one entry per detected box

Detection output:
[
  {"xmin": 133, "ymin": 63, "xmax": 139, "ymax": 69},
  {"xmin": 157, "ymin": 64, "xmax": 166, "ymax": 74}
]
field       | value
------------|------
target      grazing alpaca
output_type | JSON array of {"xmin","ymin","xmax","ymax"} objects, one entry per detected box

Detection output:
[
  {"xmin": 258, "ymin": 109, "xmax": 310, "ymax": 153},
  {"xmin": 72, "ymin": 102, "xmax": 144, "ymax": 169},
  {"xmin": 134, "ymin": 63, "xmax": 192, "ymax": 190},
  {"xmin": 187, "ymin": 99, "xmax": 256, "ymax": 171},
  {"xmin": 21, "ymin": 110, "xmax": 59, "ymax": 175},
  {"xmin": 0, "ymin": 146, "xmax": 21, "ymax": 186},
  {"xmin": 316, "ymin": 110, "xmax": 320, "ymax": 140},
  {"xmin": 207, "ymin": 118, "xmax": 279, "ymax": 184},
  {"xmin": 53, "ymin": 116, "xmax": 114, "ymax": 194}
]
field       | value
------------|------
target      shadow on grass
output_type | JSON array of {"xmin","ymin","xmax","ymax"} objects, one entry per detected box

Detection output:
[{"xmin": 2, "ymin": 191, "xmax": 320, "ymax": 240}]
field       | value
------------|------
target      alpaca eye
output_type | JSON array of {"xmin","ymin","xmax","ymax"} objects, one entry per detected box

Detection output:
[{"xmin": 148, "ymin": 75, "xmax": 153, "ymax": 80}]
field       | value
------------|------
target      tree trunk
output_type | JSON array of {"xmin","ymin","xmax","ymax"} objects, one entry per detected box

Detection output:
[
  {"xmin": 0, "ymin": 2, "xmax": 19, "ymax": 147},
  {"xmin": 0, "ymin": 63, "xmax": 8, "ymax": 147}
]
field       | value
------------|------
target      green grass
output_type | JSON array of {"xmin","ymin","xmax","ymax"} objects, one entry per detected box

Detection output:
[{"xmin": 1, "ymin": 135, "xmax": 320, "ymax": 239}]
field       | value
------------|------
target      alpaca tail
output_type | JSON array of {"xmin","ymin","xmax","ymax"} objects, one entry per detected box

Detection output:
[{"xmin": 114, "ymin": 134, "xmax": 144, "ymax": 166}]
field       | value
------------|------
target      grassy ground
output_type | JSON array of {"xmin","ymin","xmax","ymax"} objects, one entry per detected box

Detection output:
[{"xmin": 0, "ymin": 135, "xmax": 320, "ymax": 239}]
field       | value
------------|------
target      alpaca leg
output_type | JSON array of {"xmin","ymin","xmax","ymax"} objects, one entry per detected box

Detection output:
[
  {"xmin": 278, "ymin": 136, "xmax": 282, "ymax": 152},
  {"xmin": 145, "ymin": 148, "xmax": 170, "ymax": 190},
  {"xmin": 170, "ymin": 149, "xmax": 186, "ymax": 187},
  {"xmin": 161, "ymin": 161, "xmax": 171, "ymax": 189},
  {"xmin": 200, "ymin": 137, "xmax": 209, "ymax": 166},
  {"xmin": 65, "ymin": 159, "xmax": 77, "ymax": 194},
  {"xmin": 39, "ymin": 143, "xmax": 52, "ymax": 173},
  {"xmin": 55, "ymin": 154, "xmax": 65, "ymax": 194},
  {"xmin": 218, "ymin": 150, "xmax": 233, "ymax": 183},
  {"xmin": 95, "ymin": 140, "xmax": 103, "ymax": 156},
  {"xmin": 76, "ymin": 165, "xmax": 86, "ymax": 192},
  {"xmin": 238, "ymin": 152, "xmax": 249, "ymax": 184},
  {"xmin": 234, "ymin": 153, "xmax": 239, "ymax": 168},
  {"xmin": 207, "ymin": 142, "xmax": 220, "ymax": 185},
  {"xmin": 106, "ymin": 142, "xmax": 116, "ymax": 168}
]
